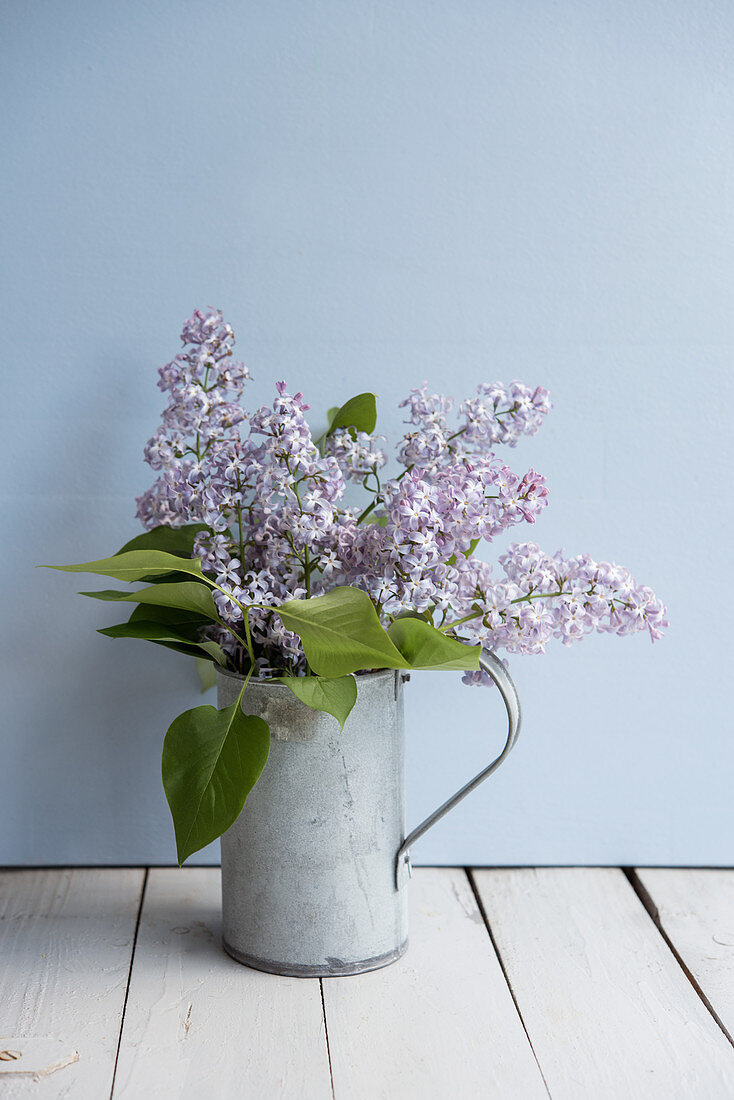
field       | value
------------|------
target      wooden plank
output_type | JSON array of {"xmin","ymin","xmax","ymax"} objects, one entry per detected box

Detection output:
[
  {"xmin": 112, "ymin": 868, "xmax": 332, "ymax": 1099},
  {"xmin": 322, "ymin": 867, "xmax": 548, "ymax": 1099},
  {"xmin": 634, "ymin": 868, "xmax": 734, "ymax": 1043},
  {"xmin": 472, "ymin": 868, "xmax": 734, "ymax": 1100},
  {"xmin": 0, "ymin": 868, "xmax": 145, "ymax": 1099}
]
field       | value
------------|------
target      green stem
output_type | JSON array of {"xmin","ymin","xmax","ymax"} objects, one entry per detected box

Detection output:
[
  {"xmin": 241, "ymin": 604, "xmax": 255, "ymax": 665},
  {"xmin": 355, "ymin": 469, "xmax": 382, "ymax": 525},
  {"xmin": 232, "ymin": 660, "xmax": 255, "ymax": 705},
  {"xmin": 235, "ymin": 477, "xmax": 246, "ymax": 566},
  {"xmin": 303, "ymin": 546, "xmax": 312, "ymax": 599},
  {"xmin": 357, "ymin": 501, "xmax": 377, "ymax": 524},
  {"xmin": 438, "ymin": 610, "xmax": 482, "ymax": 633},
  {"xmin": 198, "ymin": 575, "xmax": 256, "ymax": 666},
  {"xmin": 284, "ymin": 459, "xmax": 313, "ymax": 598},
  {"xmin": 510, "ymin": 590, "xmax": 569, "ymax": 605},
  {"xmin": 438, "ymin": 588, "xmax": 572, "ymax": 633}
]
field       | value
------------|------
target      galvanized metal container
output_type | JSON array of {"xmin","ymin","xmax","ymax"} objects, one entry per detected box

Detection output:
[{"xmin": 218, "ymin": 651, "xmax": 520, "ymax": 977}]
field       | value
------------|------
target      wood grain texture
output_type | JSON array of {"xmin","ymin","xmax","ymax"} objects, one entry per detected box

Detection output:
[
  {"xmin": 112, "ymin": 868, "xmax": 333, "ymax": 1100},
  {"xmin": 472, "ymin": 868, "xmax": 734, "ymax": 1100},
  {"xmin": 322, "ymin": 867, "xmax": 548, "ymax": 1100},
  {"xmin": 0, "ymin": 868, "xmax": 144, "ymax": 1099},
  {"xmin": 635, "ymin": 868, "xmax": 734, "ymax": 1043}
]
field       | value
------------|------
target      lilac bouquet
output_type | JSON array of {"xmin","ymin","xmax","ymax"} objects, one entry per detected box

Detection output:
[{"xmin": 52, "ymin": 308, "xmax": 666, "ymax": 862}]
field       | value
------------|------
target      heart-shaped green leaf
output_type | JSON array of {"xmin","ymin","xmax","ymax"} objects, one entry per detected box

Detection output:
[
  {"xmin": 117, "ymin": 523, "xmax": 209, "ymax": 557},
  {"xmin": 80, "ymin": 581, "xmax": 219, "ymax": 620},
  {"xmin": 327, "ymin": 393, "xmax": 377, "ymax": 435},
  {"xmin": 274, "ymin": 587, "xmax": 405, "ymax": 677},
  {"xmin": 386, "ymin": 616, "xmax": 480, "ymax": 671},
  {"xmin": 98, "ymin": 620, "xmax": 226, "ymax": 665},
  {"xmin": 279, "ymin": 674, "xmax": 358, "ymax": 730},
  {"xmin": 162, "ymin": 699, "xmax": 270, "ymax": 865},
  {"xmin": 47, "ymin": 549, "xmax": 206, "ymax": 583}
]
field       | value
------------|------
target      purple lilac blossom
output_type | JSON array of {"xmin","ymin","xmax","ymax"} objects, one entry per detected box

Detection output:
[
  {"xmin": 136, "ymin": 310, "xmax": 667, "ymax": 677},
  {"xmin": 325, "ymin": 428, "xmax": 387, "ymax": 481}
]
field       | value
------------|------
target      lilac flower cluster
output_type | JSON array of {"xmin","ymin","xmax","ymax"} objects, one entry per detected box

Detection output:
[
  {"xmin": 136, "ymin": 309, "xmax": 250, "ymax": 529},
  {"xmin": 325, "ymin": 428, "xmax": 387, "ymax": 481},
  {"xmin": 136, "ymin": 309, "xmax": 667, "ymax": 678},
  {"xmin": 331, "ymin": 457, "xmax": 549, "ymax": 620},
  {"xmin": 397, "ymin": 381, "xmax": 552, "ymax": 470},
  {"xmin": 457, "ymin": 543, "xmax": 668, "ymax": 685}
]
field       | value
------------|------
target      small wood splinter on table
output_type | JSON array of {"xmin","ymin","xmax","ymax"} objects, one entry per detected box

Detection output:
[{"xmin": 0, "ymin": 1037, "xmax": 79, "ymax": 1079}]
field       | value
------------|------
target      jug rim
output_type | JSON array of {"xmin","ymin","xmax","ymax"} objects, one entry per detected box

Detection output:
[{"xmin": 216, "ymin": 665, "xmax": 399, "ymax": 688}]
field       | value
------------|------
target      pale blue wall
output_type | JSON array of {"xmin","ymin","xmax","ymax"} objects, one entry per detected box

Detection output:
[{"xmin": 2, "ymin": 0, "xmax": 732, "ymax": 865}]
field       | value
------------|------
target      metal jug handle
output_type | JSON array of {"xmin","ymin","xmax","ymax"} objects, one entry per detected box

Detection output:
[{"xmin": 395, "ymin": 650, "xmax": 522, "ymax": 889}]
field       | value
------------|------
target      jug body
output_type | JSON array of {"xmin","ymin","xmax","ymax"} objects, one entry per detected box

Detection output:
[{"xmin": 218, "ymin": 667, "xmax": 409, "ymax": 977}]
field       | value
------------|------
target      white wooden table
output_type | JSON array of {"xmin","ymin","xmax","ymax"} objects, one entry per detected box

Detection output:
[{"xmin": 1, "ymin": 867, "xmax": 733, "ymax": 1098}]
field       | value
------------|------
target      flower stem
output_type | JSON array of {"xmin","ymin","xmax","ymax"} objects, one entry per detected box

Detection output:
[{"xmin": 438, "ymin": 610, "xmax": 482, "ymax": 633}]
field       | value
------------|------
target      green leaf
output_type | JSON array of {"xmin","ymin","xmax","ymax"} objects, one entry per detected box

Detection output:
[
  {"xmin": 150, "ymin": 639, "xmax": 224, "ymax": 663},
  {"xmin": 80, "ymin": 581, "xmax": 219, "ymax": 620},
  {"xmin": 117, "ymin": 524, "xmax": 209, "ymax": 557},
  {"xmin": 46, "ymin": 549, "xmax": 206, "ymax": 584},
  {"xmin": 327, "ymin": 393, "xmax": 377, "ymax": 435},
  {"xmin": 196, "ymin": 657, "xmax": 218, "ymax": 693},
  {"xmin": 116, "ymin": 526, "xmax": 211, "ymax": 584},
  {"xmin": 128, "ymin": 603, "xmax": 210, "ymax": 638},
  {"xmin": 142, "ymin": 569, "xmax": 209, "ymax": 586},
  {"xmin": 279, "ymin": 674, "xmax": 357, "ymax": 730},
  {"xmin": 162, "ymin": 698, "xmax": 270, "ymax": 865},
  {"xmin": 78, "ymin": 589, "xmax": 134, "ymax": 601},
  {"xmin": 386, "ymin": 617, "xmax": 481, "ymax": 671},
  {"xmin": 274, "ymin": 586, "xmax": 406, "ymax": 677},
  {"xmin": 98, "ymin": 620, "xmax": 226, "ymax": 665}
]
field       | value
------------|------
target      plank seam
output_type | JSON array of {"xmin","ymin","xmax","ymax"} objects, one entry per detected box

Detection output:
[
  {"xmin": 109, "ymin": 867, "xmax": 149, "ymax": 1099},
  {"xmin": 624, "ymin": 867, "xmax": 734, "ymax": 1049},
  {"xmin": 466, "ymin": 869, "xmax": 553, "ymax": 1100},
  {"xmin": 318, "ymin": 978, "xmax": 336, "ymax": 1100}
]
